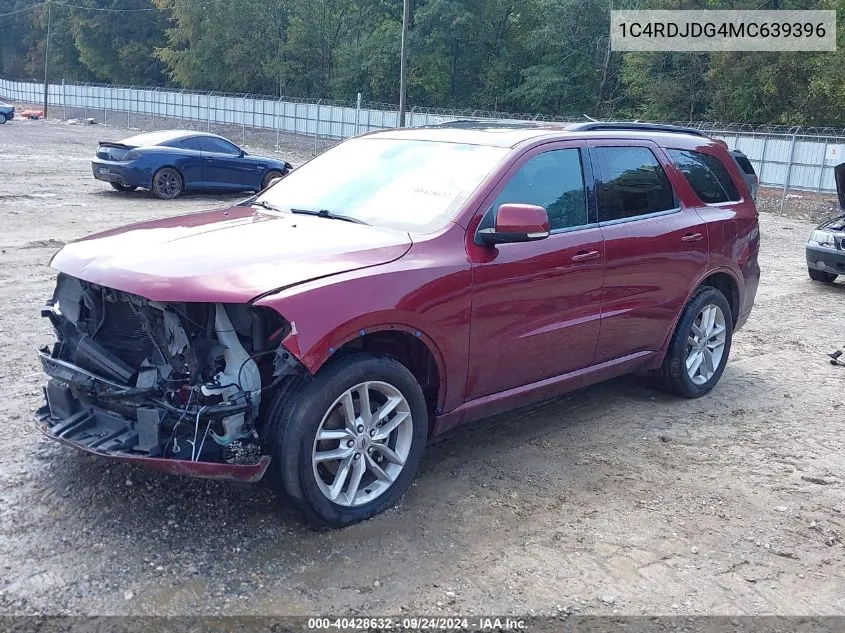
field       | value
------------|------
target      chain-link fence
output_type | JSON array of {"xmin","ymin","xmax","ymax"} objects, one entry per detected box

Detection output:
[{"xmin": 3, "ymin": 77, "xmax": 845, "ymax": 210}]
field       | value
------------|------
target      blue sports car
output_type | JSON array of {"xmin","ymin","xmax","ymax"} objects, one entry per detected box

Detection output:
[
  {"xmin": 91, "ymin": 130, "xmax": 292, "ymax": 199},
  {"xmin": 0, "ymin": 101, "xmax": 15, "ymax": 123}
]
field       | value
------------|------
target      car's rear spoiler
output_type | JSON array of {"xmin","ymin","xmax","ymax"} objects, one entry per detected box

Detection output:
[
  {"xmin": 97, "ymin": 141, "xmax": 133, "ymax": 150},
  {"xmin": 835, "ymin": 163, "xmax": 845, "ymax": 210}
]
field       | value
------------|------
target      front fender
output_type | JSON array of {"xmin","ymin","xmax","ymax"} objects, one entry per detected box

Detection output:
[
  {"xmin": 295, "ymin": 316, "xmax": 449, "ymax": 408},
  {"xmin": 252, "ymin": 237, "xmax": 472, "ymax": 413}
]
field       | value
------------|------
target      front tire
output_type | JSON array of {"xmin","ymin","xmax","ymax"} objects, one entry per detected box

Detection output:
[
  {"xmin": 264, "ymin": 354, "xmax": 428, "ymax": 528},
  {"xmin": 110, "ymin": 182, "xmax": 137, "ymax": 193},
  {"xmin": 808, "ymin": 268, "xmax": 837, "ymax": 283},
  {"xmin": 151, "ymin": 167, "xmax": 183, "ymax": 199},
  {"xmin": 655, "ymin": 286, "xmax": 733, "ymax": 399}
]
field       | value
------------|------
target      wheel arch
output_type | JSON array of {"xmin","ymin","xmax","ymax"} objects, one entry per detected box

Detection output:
[
  {"xmin": 651, "ymin": 267, "xmax": 742, "ymax": 367},
  {"xmin": 697, "ymin": 270, "xmax": 741, "ymax": 326},
  {"xmin": 316, "ymin": 325, "xmax": 446, "ymax": 431},
  {"xmin": 261, "ymin": 166, "xmax": 286, "ymax": 189}
]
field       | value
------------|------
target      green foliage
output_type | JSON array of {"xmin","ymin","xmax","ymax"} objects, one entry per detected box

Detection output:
[
  {"xmin": 622, "ymin": 53, "xmax": 709, "ymax": 122},
  {"xmin": 154, "ymin": 0, "xmax": 289, "ymax": 93},
  {"xmin": 71, "ymin": 1, "xmax": 167, "ymax": 84},
  {"xmin": 3, "ymin": 0, "xmax": 845, "ymax": 124}
]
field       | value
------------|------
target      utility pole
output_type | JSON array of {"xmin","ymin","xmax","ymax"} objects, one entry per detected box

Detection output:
[
  {"xmin": 398, "ymin": 0, "xmax": 410, "ymax": 127},
  {"xmin": 43, "ymin": 1, "xmax": 51, "ymax": 118}
]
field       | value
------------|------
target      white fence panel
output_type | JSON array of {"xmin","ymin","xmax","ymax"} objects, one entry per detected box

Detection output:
[{"xmin": 3, "ymin": 76, "xmax": 845, "ymax": 192}]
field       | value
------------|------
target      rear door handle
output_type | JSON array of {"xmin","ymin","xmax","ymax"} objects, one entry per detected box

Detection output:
[
  {"xmin": 682, "ymin": 232, "xmax": 704, "ymax": 242},
  {"xmin": 571, "ymin": 250, "xmax": 601, "ymax": 262}
]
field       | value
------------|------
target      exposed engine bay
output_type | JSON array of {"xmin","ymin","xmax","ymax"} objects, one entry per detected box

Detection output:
[{"xmin": 37, "ymin": 273, "xmax": 303, "ymax": 476}]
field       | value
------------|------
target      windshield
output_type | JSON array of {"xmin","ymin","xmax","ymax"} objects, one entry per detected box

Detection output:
[{"xmin": 255, "ymin": 137, "xmax": 509, "ymax": 232}]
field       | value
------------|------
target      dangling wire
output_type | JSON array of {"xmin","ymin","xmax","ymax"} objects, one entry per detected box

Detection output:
[{"xmin": 189, "ymin": 405, "xmax": 209, "ymax": 462}]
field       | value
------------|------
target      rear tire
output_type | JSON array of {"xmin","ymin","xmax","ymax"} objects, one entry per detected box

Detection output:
[
  {"xmin": 110, "ymin": 182, "xmax": 137, "ymax": 193},
  {"xmin": 263, "ymin": 353, "xmax": 428, "ymax": 528},
  {"xmin": 151, "ymin": 167, "xmax": 183, "ymax": 199},
  {"xmin": 808, "ymin": 268, "xmax": 837, "ymax": 283},
  {"xmin": 0, "ymin": 113, "xmax": 6, "ymax": 124},
  {"xmin": 654, "ymin": 286, "xmax": 733, "ymax": 399},
  {"xmin": 261, "ymin": 170, "xmax": 284, "ymax": 190}
]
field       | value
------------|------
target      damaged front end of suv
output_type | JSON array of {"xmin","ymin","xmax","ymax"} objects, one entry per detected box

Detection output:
[{"xmin": 37, "ymin": 273, "xmax": 302, "ymax": 481}]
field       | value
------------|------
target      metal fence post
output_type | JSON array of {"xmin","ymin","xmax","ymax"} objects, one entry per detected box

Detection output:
[
  {"xmin": 759, "ymin": 134, "xmax": 769, "ymax": 184},
  {"xmin": 242, "ymin": 94, "xmax": 248, "ymax": 144},
  {"xmin": 314, "ymin": 99, "xmax": 322, "ymax": 155},
  {"xmin": 61, "ymin": 79, "xmax": 66, "ymax": 120},
  {"xmin": 817, "ymin": 139, "xmax": 829, "ymax": 192},
  {"xmin": 780, "ymin": 127, "xmax": 800, "ymax": 214},
  {"xmin": 276, "ymin": 97, "xmax": 282, "ymax": 149},
  {"xmin": 355, "ymin": 92, "xmax": 362, "ymax": 135},
  {"xmin": 207, "ymin": 91, "xmax": 213, "ymax": 131},
  {"xmin": 154, "ymin": 87, "xmax": 160, "ymax": 131}
]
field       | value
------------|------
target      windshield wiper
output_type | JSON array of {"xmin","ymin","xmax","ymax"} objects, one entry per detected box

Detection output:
[
  {"xmin": 289, "ymin": 208, "xmax": 368, "ymax": 225},
  {"xmin": 253, "ymin": 201, "xmax": 367, "ymax": 225},
  {"xmin": 253, "ymin": 199, "xmax": 285, "ymax": 213}
]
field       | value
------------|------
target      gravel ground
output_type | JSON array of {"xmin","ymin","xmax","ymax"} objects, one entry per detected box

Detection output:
[{"xmin": 0, "ymin": 116, "xmax": 844, "ymax": 618}]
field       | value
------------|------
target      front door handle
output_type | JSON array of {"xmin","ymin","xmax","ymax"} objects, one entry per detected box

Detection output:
[
  {"xmin": 571, "ymin": 250, "xmax": 601, "ymax": 262},
  {"xmin": 682, "ymin": 232, "xmax": 704, "ymax": 242}
]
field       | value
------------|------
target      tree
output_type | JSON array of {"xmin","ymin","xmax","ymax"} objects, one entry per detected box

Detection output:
[
  {"xmin": 154, "ymin": 0, "xmax": 289, "ymax": 94},
  {"xmin": 510, "ymin": 0, "xmax": 618, "ymax": 117},
  {"xmin": 65, "ymin": 0, "xmax": 168, "ymax": 85},
  {"xmin": 622, "ymin": 53, "xmax": 710, "ymax": 122}
]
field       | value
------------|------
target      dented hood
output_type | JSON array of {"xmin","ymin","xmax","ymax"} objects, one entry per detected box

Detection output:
[{"xmin": 50, "ymin": 206, "xmax": 412, "ymax": 302}]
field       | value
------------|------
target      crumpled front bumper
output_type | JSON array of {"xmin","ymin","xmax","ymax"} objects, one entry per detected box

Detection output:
[
  {"xmin": 37, "ymin": 352, "xmax": 272, "ymax": 483},
  {"xmin": 36, "ymin": 412, "xmax": 271, "ymax": 482}
]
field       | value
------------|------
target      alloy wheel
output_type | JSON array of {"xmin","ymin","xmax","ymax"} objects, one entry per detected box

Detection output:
[
  {"xmin": 685, "ymin": 304, "xmax": 727, "ymax": 385},
  {"xmin": 311, "ymin": 381, "xmax": 413, "ymax": 507},
  {"xmin": 155, "ymin": 169, "xmax": 181, "ymax": 198}
]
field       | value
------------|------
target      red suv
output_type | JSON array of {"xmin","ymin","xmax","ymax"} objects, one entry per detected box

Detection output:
[{"xmin": 37, "ymin": 122, "xmax": 760, "ymax": 527}]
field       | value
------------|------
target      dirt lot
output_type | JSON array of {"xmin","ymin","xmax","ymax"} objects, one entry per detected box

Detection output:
[{"xmin": 0, "ymin": 117, "xmax": 843, "ymax": 618}]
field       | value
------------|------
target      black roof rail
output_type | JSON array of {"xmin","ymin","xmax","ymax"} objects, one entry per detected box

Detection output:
[
  {"xmin": 566, "ymin": 122, "xmax": 710, "ymax": 138},
  {"xmin": 431, "ymin": 119, "xmax": 557, "ymax": 129}
]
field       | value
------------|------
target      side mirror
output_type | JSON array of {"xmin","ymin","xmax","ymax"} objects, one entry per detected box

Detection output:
[
  {"xmin": 476, "ymin": 203, "xmax": 550, "ymax": 246},
  {"xmin": 239, "ymin": 150, "xmax": 246, "ymax": 158}
]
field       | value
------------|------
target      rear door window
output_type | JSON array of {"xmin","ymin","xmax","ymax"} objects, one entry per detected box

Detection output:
[
  {"xmin": 593, "ymin": 146, "xmax": 676, "ymax": 222},
  {"xmin": 668, "ymin": 149, "xmax": 740, "ymax": 204}
]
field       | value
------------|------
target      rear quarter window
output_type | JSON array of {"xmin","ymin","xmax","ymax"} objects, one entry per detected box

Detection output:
[
  {"xmin": 668, "ymin": 149, "xmax": 740, "ymax": 204},
  {"xmin": 165, "ymin": 137, "xmax": 201, "ymax": 151},
  {"xmin": 734, "ymin": 154, "xmax": 756, "ymax": 175}
]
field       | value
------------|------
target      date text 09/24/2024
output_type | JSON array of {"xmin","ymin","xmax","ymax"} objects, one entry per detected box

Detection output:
[{"xmin": 307, "ymin": 617, "xmax": 527, "ymax": 631}]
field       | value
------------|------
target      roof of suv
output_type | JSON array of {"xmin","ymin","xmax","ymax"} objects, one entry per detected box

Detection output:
[{"xmin": 367, "ymin": 120, "xmax": 717, "ymax": 149}]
